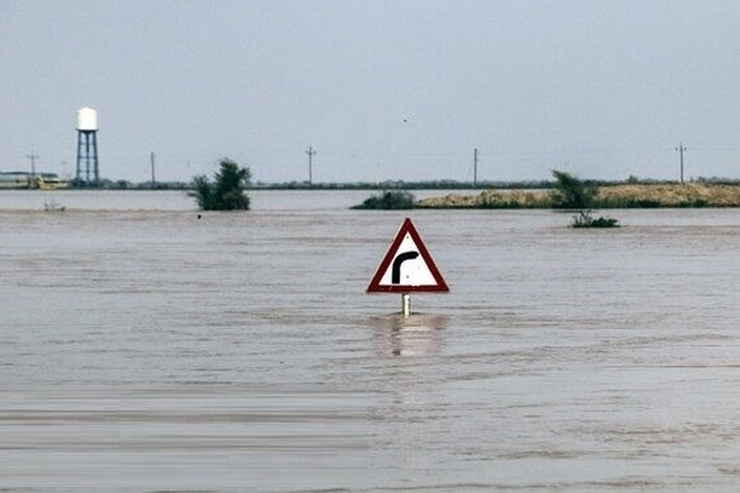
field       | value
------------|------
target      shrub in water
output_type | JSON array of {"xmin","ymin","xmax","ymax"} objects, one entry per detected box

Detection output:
[
  {"xmin": 190, "ymin": 159, "xmax": 251, "ymax": 211},
  {"xmin": 351, "ymin": 190, "xmax": 416, "ymax": 210},
  {"xmin": 570, "ymin": 210, "xmax": 619, "ymax": 228}
]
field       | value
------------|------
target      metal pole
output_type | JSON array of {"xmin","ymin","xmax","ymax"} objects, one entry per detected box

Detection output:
[
  {"xmin": 76, "ymin": 132, "xmax": 83, "ymax": 182},
  {"xmin": 306, "ymin": 146, "xmax": 316, "ymax": 185},
  {"xmin": 150, "ymin": 151, "xmax": 156, "ymax": 188},
  {"xmin": 676, "ymin": 143, "xmax": 686, "ymax": 183},
  {"xmin": 473, "ymin": 148, "xmax": 478, "ymax": 187},
  {"xmin": 85, "ymin": 132, "xmax": 91, "ymax": 183},
  {"xmin": 92, "ymin": 132, "xmax": 99, "ymax": 185},
  {"xmin": 27, "ymin": 150, "xmax": 38, "ymax": 188},
  {"xmin": 401, "ymin": 293, "xmax": 411, "ymax": 317}
]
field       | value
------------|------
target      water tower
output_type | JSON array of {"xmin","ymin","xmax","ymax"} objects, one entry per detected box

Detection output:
[{"xmin": 75, "ymin": 107, "xmax": 99, "ymax": 185}]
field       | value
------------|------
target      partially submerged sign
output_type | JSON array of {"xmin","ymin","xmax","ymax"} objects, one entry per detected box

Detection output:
[{"xmin": 367, "ymin": 217, "xmax": 449, "ymax": 294}]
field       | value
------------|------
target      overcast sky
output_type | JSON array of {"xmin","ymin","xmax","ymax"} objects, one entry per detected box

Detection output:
[{"xmin": 2, "ymin": 0, "xmax": 740, "ymax": 183}]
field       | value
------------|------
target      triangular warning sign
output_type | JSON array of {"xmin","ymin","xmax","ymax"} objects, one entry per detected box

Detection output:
[{"xmin": 367, "ymin": 217, "xmax": 449, "ymax": 293}]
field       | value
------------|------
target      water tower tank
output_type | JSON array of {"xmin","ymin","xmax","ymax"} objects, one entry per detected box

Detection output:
[{"xmin": 77, "ymin": 107, "xmax": 98, "ymax": 131}]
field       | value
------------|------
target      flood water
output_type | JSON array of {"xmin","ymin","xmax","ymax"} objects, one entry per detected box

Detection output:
[{"xmin": 3, "ymin": 190, "xmax": 740, "ymax": 492}]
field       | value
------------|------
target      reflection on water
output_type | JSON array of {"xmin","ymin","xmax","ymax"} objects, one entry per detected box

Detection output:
[
  {"xmin": 371, "ymin": 313, "xmax": 448, "ymax": 356},
  {"xmin": 3, "ymin": 192, "xmax": 740, "ymax": 491}
]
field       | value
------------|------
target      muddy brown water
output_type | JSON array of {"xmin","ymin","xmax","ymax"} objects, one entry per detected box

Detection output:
[{"xmin": 2, "ymin": 191, "xmax": 740, "ymax": 491}]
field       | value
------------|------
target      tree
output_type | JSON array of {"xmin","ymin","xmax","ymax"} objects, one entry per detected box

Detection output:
[
  {"xmin": 549, "ymin": 170, "xmax": 619, "ymax": 227},
  {"xmin": 189, "ymin": 159, "xmax": 251, "ymax": 210},
  {"xmin": 550, "ymin": 170, "xmax": 597, "ymax": 209}
]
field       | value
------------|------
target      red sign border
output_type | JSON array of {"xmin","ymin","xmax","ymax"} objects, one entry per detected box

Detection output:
[{"xmin": 367, "ymin": 217, "xmax": 449, "ymax": 293}]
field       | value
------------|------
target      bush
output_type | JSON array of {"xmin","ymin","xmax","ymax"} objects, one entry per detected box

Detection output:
[
  {"xmin": 351, "ymin": 190, "xmax": 416, "ymax": 209},
  {"xmin": 570, "ymin": 210, "xmax": 619, "ymax": 228},
  {"xmin": 189, "ymin": 159, "xmax": 251, "ymax": 210}
]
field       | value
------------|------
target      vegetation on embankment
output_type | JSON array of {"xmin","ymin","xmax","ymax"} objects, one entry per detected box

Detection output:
[
  {"xmin": 416, "ymin": 183, "xmax": 740, "ymax": 209},
  {"xmin": 351, "ymin": 190, "xmax": 416, "ymax": 209}
]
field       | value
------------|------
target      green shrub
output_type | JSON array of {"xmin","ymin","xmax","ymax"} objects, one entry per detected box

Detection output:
[
  {"xmin": 479, "ymin": 199, "xmax": 522, "ymax": 209},
  {"xmin": 628, "ymin": 199, "xmax": 661, "ymax": 208},
  {"xmin": 570, "ymin": 211, "xmax": 619, "ymax": 228},
  {"xmin": 189, "ymin": 159, "xmax": 251, "ymax": 211},
  {"xmin": 351, "ymin": 190, "xmax": 416, "ymax": 209},
  {"xmin": 677, "ymin": 199, "xmax": 708, "ymax": 208}
]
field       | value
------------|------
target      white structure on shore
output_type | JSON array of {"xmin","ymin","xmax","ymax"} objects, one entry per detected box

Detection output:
[{"xmin": 75, "ymin": 107, "xmax": 99, "ymax": 185}]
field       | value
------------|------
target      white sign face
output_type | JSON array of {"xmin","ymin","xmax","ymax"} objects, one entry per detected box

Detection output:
[
  {"xmin": 376, "ymin": 233, "xmax": 438, "ymax": 287},
  {"xmin": 367, "ymin": 218, "xmax": 449, "ymax": 294}
]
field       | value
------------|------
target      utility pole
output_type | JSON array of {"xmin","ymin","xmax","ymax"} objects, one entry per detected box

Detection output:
[
  {"xmin": 306, "ymin": 146, "xmax": 316, "ymax": 185},
  {"xmin": 27, "ymin": 150, "xmax": 39, "ymax": 188},
  {"xmin": 675, "ymin": 143, "xmax": 687, "ymax": 183},
  {"xmin": 150, "ymin": 151, "xmax": 156, "ymax": 188},
  {"xmin": 473, "ymin": 148, "xmax": 478, "ymax": 187}
]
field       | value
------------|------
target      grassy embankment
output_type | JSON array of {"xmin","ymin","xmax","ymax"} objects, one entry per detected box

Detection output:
[{"xmin": 416, "ymin": 183, "xmax": 740, "ymax": 209}]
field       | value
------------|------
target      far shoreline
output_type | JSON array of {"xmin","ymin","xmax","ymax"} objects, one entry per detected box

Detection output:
[{"xmin": 415, "ymin": 183, "xmax": 740, "ymax": 209}]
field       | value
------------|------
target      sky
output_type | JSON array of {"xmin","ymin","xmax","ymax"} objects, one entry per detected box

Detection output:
[{"xmin": 2, "ymin": 0, "xmax": 740, "ymax": 184}]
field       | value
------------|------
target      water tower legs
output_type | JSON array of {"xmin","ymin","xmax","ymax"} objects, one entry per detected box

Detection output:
[{"xmin": 75, "ymin": 130, "xmax": 99, "ymax": 186}]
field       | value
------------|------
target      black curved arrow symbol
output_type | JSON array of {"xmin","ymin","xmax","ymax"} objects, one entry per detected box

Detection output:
[{"xmin": 392, "ymin": 251, "xmax": 420, "ymax": 284}]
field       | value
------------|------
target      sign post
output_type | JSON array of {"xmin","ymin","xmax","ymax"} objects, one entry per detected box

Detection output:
[
  {"xmin": 401, "ymin": 293, "xmax": 411, "ymax": 317},
  {"xmin": 367, "ymin": 217, "xmax": 449, "ymax": 316}
]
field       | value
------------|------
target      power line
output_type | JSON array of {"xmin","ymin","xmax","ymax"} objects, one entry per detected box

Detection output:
[
  {"xmin": 27, "ymin": 150, "xmax": 39, "ymax": 188},
  {"xmin": 473, "ymin": 148, "xmax": 478, "ymax": 186},
  {"xmin": 675, "ymin": 143, "xmax": 687, "ymax": 183},
  {"xmin": 26, "ymin": 150, "xmax": 38, "ymax": 177},
  {"xmin": 305, "ymin": 146, "xmax": 316, "ymax": 184}
]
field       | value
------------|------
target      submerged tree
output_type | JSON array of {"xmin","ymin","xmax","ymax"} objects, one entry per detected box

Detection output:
[
  {"xmin": 189, "ymin": 159, "xmax": 251, "ymax": 211},
  {"xmin": 550, "ymin": 170, "xmax": 619, "ymax": 227},
  {"xmin": 570, "ymin": 210, "xmax": 619, "ymax": 228},
  {"xmin": 550, "ymin": 170, "xmax": 597, "ymax": 209}
]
